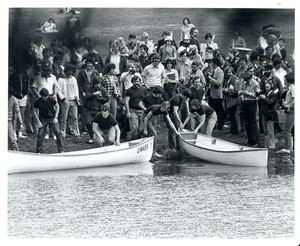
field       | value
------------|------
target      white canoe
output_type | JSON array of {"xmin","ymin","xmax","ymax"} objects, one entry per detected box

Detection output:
[
  {"xmin": 8, "ymin": 137, "xmax": 154, "ymax": 174},
  {"xmin": 179, "ymin": 131, "xmax": 268, "ymax": 167}
]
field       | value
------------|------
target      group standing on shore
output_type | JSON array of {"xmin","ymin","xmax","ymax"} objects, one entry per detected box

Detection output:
[{"xmin": 8, "ymin": 11, "xmax": 294, "ymax": 157}]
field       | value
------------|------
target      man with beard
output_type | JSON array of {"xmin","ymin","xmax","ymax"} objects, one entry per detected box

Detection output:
[
  {"xmin": 189, "ymin": 27, "xmax": 200, "ymax": 55},
  {"xmin": 125, "ymin": 75, "xmax": 147, "ymax": 138},
  {"xmin": 260, "ymin": 64, "xmax": 283, "ymax": 100}
]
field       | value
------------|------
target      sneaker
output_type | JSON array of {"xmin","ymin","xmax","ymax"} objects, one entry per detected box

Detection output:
[
  {"xmin": 14, "ymin": 133, "xmax": 18, "ymax": 141},
  {"xmin": 88, "ymin": 139, "xmax": 94, "ymax": 144},
  {"xmin": 82, "ymin": 131, "xmax": 88, "ymax": 135},
  {"xmin": 153, "ymin": 152, "xmax": 162, "ymax": 158},
  {"xmin": 53, "ymin": 135, "xmax": 57, "ymax": 140},
  {"xmin": 276, "ymin": 148, "xmax": 291, "ymax": 154},
  {"xmin": 44, "ymin": 134, "xmax": 49, "ymax": 139}
]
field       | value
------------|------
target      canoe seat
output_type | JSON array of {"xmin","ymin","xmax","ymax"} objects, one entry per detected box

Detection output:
[{"xmin": 195, "ymin": 134, "xmax": 216, "ymax": 146}]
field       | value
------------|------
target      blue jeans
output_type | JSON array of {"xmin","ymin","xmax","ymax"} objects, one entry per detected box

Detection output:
[
  {"xmin": 163, "ymin": 114, "xmax": 181, "ymax": 150},
  {"xmin": 8, "ymin": 120, "xmax": 19, "ymax": 151},
  {"xmin": 146, "ymin": 118, "xmax": 158, "ymax": 151},
  {"xmin": 94, "ymin": 127, "xmax": 116, "ymax": 145},
  {"xmin": 60, "ymin": 100, "xmax": 80, "ymax": 137},
  {"xmin": 284, "ymin": 110, "xmax": 294, "ymax": 150},
  {"xmin": 36, "ymin": 117, "xmax": 64, "ymax": 153},
  {"xmin": 85, "ymin": 111, "xmax": 97, "ymax": 138},
  {"xmin": 241, "ymin": 101, "xmax": 260, "ymax": 145},
  {"xmin": 105, "ymin": 97, "xmax": 117, "ymax": 118},
  {"xmin": 129, "ymin": 108, "xmax": 144, "ymax": 133}
]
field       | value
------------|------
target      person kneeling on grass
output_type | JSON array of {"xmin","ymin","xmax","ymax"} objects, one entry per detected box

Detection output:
[
  {"xmin": 92, "ymin": 104, "xmax": 121, "ymax": 146},
  {"xmin": 143, "ymin": 101, "xmax": 173, "ymax": 158},
  {"xmin": 179, "ymin": 99, "xmax": 217, "ymax": 136},
  {"xmin": 33, "ymin": 88, "xmax": 64, "ymax": 153}
]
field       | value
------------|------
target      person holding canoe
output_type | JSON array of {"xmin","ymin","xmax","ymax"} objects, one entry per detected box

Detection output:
[
  {"xmin": 167, "ymin": 88, "xmax": 192, "ymax": 150},
  {"xmin": 179, "ymin": 98, "xmax": 217, "ymax": 136},
  {"xmin": 92, "ymin": 104, "xmax": 121, "ymax": 146},
  {"xmin": 143, "ymin": 101, "xmax": 175, "ymax": 158}
]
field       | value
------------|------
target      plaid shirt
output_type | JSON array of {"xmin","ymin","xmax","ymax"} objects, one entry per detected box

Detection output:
[{"xmin": 101, "ymin": 74, "xmax": 119, "ymax": 98}]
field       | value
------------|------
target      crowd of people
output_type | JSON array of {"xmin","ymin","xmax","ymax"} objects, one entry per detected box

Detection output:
[{"xmin": 8, "ymin": 13, "xmax": 295, "ymax": 157}]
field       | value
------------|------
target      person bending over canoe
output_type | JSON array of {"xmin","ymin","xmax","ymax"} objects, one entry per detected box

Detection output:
[
  {"xmin": 143, "ymin": 101, "xmax": 176, "ymax": 158},
  {"xmin": 179, "ymin": 99, "xmax": 217, "ymax": 136},
  {"xmin": 163, "ymin": 89, "xmax": 192, "ymax": 150},
  {"xmin": 33, "ymin": 88, "xmax": 64, "ymax": 153},
  {"xmin": 92, "ymin": 104, "xmax": 121, "ymax": 146}
]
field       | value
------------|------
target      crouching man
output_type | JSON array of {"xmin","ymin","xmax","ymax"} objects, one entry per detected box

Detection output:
[
  {"xmin": 33, "ymin": 87, "xmax": 64, "ymax": 153},
  {"xmin": 92, "ymin": 104, "xmax": 121, "ymax": 146}
]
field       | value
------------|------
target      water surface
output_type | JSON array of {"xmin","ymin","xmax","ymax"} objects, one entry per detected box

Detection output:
[{"xmin": 8, "ymin": 161, "xmax": 294, "ymax": 239}]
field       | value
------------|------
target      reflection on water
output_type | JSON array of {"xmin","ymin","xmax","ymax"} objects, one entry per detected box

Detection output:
[{"xmin": 8, "ymin": 158, "xmax": 294, "ymax": 239}]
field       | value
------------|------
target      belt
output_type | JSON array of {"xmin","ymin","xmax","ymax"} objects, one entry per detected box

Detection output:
[{"xmin": 242, "ymin": 100, "xmax": 256, "ymax": 102}]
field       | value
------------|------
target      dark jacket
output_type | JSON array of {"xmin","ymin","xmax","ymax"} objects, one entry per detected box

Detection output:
[
  {"xmin": 260, "ymin": 91, "xmax": 278, "ymax": 121},
  {"xmin": 9, "ymin": 73, "xmax": 29, "ymax": 99},
  {"xmin": 190, "ymin": 36, "xmax": 200, "ymax": 54},
  {"xmin": 84, "ymin": 84, "xmax": 109, "ymax": 113},
  {"xmin": 77, "ymin": 68, "xmax": 100, "ymax": 99},
  {"xmin": 105, "ymin": 54, "xmax": 127, "ymax": 75},
  {"xmin": 223, "ymin": 75, "xmax": 241, "ymax": 108}
]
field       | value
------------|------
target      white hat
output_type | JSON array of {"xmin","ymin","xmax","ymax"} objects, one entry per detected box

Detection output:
[
  {"xmin": 177, "ymin": 46, "xmax": 186, "ymax": 54},
  {"xmin": 164, "ymin": 36, "xmax": 172, "ymax": 42}
]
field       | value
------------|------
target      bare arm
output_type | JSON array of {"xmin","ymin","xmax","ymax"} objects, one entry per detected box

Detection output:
[
  {"xmin": 165, "ymin": 114, "xmax": 179, "ymax": 135},
  {"xmin": 114, "ymin": 124, "xmax": 121, "ymax": 145},
  {"xmin": 124, "ymin": 96, "xmax": 131, "ymax": 118},
  {"xmin": 194, "ymin": 114, "xmax": 205, "ymax": 133},
  {"xmin": 138, "ymin": 101, "xmax": 147, "ymax": 111},
  {"xmin": 53, "ymin": 102, "xmax": 60, "ymax": 123},
  {"xmin": 173, "ymin": 106, "xmax": 182, "ymax": 125},
  {"xmin": 180, "ymin": 112, "xmax": 193, "ymax": 130},
  {"xmin": 143, "ymin": 111, "xmax": 153, "ymax": 135},
  {"xmin": 92, "ymin": 122, "xmax": 102, "ymax": 139}
]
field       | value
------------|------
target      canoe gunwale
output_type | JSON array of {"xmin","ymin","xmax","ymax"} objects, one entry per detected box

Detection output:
[
  {"xmin": 8, "ymin": 136, "xmax": 154, "ymax": 157},
  {"xmin": 179, "ymin": 133, "xmax": 268, "ymax": 153},
  {"xmin": 8, "ymin": 137, "xmax": 154, "ymax": 174},
  {"xmin": 178, "ymin": 132, "xmax": 268, "ymax": 167}
]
